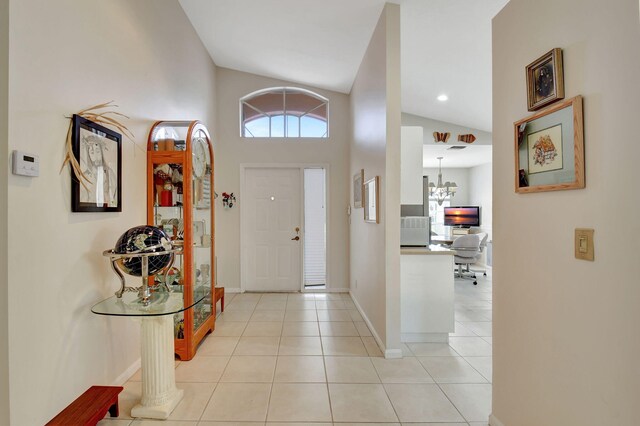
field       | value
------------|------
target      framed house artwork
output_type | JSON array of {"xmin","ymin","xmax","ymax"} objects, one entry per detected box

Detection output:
[
  {"xmin": 71, "ymin": 114, "xmax": 122, "ymax": 212},
  {"xmin": 514, "ymin": 96, "xmax": 584, "ymax": 194},
  {"xmin": 526, "ymin": 48, "xmax": 564, "ymax": 111}
]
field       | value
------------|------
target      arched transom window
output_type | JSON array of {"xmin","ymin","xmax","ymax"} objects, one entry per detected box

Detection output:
[{"xmin": 240, "ymin": 87, "xmax": 328, "ymax": 138}]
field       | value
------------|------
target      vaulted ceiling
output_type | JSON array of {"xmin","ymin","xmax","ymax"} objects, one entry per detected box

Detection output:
[{"xmin": 179, "ymin": 0, "xmax": 509, "ymax": 132}]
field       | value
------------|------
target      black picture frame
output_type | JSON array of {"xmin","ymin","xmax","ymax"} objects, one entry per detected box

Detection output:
[{"xmin": 71, "ymin": 114, "xmax": 122, "ymax": 212}]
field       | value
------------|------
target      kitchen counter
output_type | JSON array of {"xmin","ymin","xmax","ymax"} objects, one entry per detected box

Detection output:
[
  {"xmin": 401, "ymin": 245, "xmax": 453, "ymax": 255},
  {"xmin": 401, "ymin": 247, "xmax": 454, "ymax": 343}
]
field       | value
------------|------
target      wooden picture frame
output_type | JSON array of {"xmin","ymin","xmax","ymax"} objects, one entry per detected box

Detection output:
[
  {"xmin": 353, "ymin": 169, "xmax": 364, "ymax": 208},
  {"xmin": 514, "ymin": 96, "xmax": 584, "ymax": 193},
  {"xmin": 364, "ymin": 176, "xmax": 379, "ymax": 223},
  {"xmin": 526, "ymin": 48, "xmax": 564, "ymax": 111},
  {"xmin": 71, "ymin": 115, "xmax": 122, "ymax": 212}
]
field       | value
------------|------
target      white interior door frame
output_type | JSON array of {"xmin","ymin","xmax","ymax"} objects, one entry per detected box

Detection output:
[{"xmin": 240, "ymin": 163, "xmax": 331, "ymax": 293}]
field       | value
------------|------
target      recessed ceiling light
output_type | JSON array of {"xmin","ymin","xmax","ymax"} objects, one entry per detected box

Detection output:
[{"xmin": 437, "ymin": 94, "xmax": 449, "ymax": 102}]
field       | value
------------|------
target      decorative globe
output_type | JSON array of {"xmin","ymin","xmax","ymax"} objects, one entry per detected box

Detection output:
[{"xmin": 113, "ymin": 225, "xmax": 173, "ymax": 276}]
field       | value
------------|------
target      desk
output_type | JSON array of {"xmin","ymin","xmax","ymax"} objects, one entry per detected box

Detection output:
[
  {"xmin": 431, "ymin": 235, "xmax": 454, "ymax": 246},
  {"xmin": 92, "ymin": 290, "xmax": 208, "ymax": 419}
]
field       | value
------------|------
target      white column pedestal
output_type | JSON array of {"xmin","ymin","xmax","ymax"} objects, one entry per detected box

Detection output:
[{"xmin": 130, "ymin": 315, "xmax": 184, "ymax": 419}]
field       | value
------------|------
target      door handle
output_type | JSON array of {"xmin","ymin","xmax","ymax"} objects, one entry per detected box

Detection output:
[{"xmin": 291, "ymin": 236, "xmax": 300, "ymax": 241}]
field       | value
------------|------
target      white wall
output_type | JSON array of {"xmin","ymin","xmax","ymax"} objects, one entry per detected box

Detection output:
[
  {"xmin": 422, "ymin": 167, "xmax": 470, "ymax": 206},
  {"xmin": 214, "ymin": 67, "xmax": 350, "ymax": 292},
  {"xmin": 469, "ymin": 162, "xmax": 492, "ymax": 239},
  {"xmin": 349, "ymin": 4, "xmax": 402, "ymax": 356},
  {"xmin": 401, "ymin": 126, "xmax": 424, "ymax": 204},
  {"xmin": 402, "ymin": 113, "xmax": 493, "ymax": 146},
  {"xmin": 492, "ymin": 0, "xmax": 640, "ymax": 425},
  {"xmin": 0, "ymin": 0, "xmax": 9, "ymax": 421},
  {"xmin": 6, "ymin": 1, "xmax": 218, "ymax": 423}
]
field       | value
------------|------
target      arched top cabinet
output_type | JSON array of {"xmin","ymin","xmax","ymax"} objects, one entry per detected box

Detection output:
[{"xmin": 147, "ymin": 120, "xmax": 215, "ymax": 360}]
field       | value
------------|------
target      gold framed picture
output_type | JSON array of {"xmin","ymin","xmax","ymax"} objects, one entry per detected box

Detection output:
[
  {"xmin": 526, "ymin": 48, "xmax": 564, "ymax": 111},
  {"xmin": 364, "ymin": 176, "xmax": 379, "ymax": 223},
  {"xmin": 514, "ymin": 96, "xmax": 584, "ymax": 193}
]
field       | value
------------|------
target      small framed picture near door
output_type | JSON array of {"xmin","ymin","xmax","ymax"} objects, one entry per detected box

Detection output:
[
  {"xmin": 514, "ymin": 96, "xmax": 584, "ymax": 194},
  {"xmin": 71, "ymin": 114, "xmax": 122, "ymax": 212},
  {"xmin": 353, "ymin": 169, "xmax": 364, "ymax": 208},
  {"xmin": 364, "ymin": 176, "xmax": 379, "ymax": 224}
]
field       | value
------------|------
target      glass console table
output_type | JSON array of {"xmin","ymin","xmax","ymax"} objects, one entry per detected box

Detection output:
[{"xmin": 91, "ymin": 290, "xmax": 209, "ymax": 419}]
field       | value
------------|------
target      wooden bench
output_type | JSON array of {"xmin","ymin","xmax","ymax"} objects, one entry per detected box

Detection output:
[
  {"xmin": 46, "ymin": 385, "xmax": 124, "ymax": 426},
  {"xmin": 215, "ymin": 286, "xmax": 225, "ymax": 312}
]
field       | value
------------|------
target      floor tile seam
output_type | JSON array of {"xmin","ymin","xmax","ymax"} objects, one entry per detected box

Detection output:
[
  {"xmin": 262, "ymin": 381, "xmax": 275, "ymax": 423},
  {"xmin": 416, "ymin": 356, "xmax": 489, "ymax": 385},
  {"xmin": 320, "ymin": 334, "xmax": 335, "ymax": 423},
  {"xmin": 460, "ymin": 356, "xmax": 492, "ymax": 383},
  {"xmin": 414, "ymin": 354, "xmax": 437, "ymax": 384},
  {"xmin": 431, "ymin": 367, "xmax": 474, "ymax": 423},
  {"xmin": 196, "ymin": 380, "xmax": 220, "ymax": 423},
  {"xmin": 376, "ymin": 380, "xmax": 402, "ymax": 423}
]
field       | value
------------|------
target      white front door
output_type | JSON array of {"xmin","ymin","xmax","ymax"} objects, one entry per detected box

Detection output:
[{"xmin": 243, "ymin": 167, "xmax": 302, "ymax": 291}]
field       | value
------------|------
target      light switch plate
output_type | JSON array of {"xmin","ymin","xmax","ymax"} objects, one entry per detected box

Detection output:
[{"xmin": 575, "ymin": 228, "xmax": 594, "ymax": 261}]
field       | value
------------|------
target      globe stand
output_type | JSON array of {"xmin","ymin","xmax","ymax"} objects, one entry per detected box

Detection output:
[{"xmin": 103, "ymin": 248, "xmax": 181, "ymax": 306}]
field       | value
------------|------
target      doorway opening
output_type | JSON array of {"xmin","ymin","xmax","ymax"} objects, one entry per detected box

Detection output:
[{"xmin": 303, "ymin": 168, "xmax": 327, "ymax": 289}]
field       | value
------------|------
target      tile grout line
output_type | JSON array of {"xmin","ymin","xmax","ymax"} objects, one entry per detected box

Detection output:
[
  {"xmin": 196, "ymin": 379, "xmax": 220, "ymax": 423},
  {"xmin": 319, "ymin": 319, "xmax": 336, "ymax": 423},
  {"xmin": 368, "ymin": 346, "xmax": 401, "ymax": 423}
]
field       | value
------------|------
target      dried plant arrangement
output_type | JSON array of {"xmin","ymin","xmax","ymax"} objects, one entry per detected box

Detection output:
[{"xmin": 61, "ymin": 101, "xmax": 134, "ymax": 189}]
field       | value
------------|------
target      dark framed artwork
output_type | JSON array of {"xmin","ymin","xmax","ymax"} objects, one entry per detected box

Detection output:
[
  {"xmin": 526, "ymin": 48, "xmax": 564, "ymax": 111},
  {"xmin": 71, "ymin": 114, "xmax": 122, "ymax": 212},
  {"xmin": 353, "ymin": 169, "xmax": 364, "ymax": 208},
  {"xmin": 514, "ymin": 96, "xmax": 584, "ymax": 193}
]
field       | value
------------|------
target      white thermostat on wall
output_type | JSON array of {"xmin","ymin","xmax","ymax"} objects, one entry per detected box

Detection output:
[{"xmin": 12, "ymin": 150, "xmax": 40, "ymax": 177}]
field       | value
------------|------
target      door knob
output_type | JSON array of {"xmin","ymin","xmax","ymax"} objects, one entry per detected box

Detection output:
[{"xmin": 291, "ymin": 236, "xmax": 300, "ymax": 241}]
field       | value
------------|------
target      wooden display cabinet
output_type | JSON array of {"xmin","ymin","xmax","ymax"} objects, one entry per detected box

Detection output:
[{"xmin": 147, "ymin": 120, "xmax": 215, "ymax": 361}]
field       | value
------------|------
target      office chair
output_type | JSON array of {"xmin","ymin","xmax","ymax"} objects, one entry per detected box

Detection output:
[
  {"xmin": 452, "ymin": 233, "xmax": 481, "ymax": 285},
  {"xmin": 469, "ymin": 232, "xmax": 489, "ymax": 277}
]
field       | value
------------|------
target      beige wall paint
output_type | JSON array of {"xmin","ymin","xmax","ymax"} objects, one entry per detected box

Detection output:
[
  {"xmin": 492, "ymin": 0, "xmax": 640, "ymax": 425},
  {"xmin": 349, "ymin": 4, "xmax": 402, "ymax": 354},
  {"xmin": 214, "ymin": 67, "xmax": 350, "ymax": 292},
  {"xmin": 6, "ymin": 0, "xmax": 217, "ymax": 423},
  {"xmin": 383, "ymin": 3, "xmax": 402, "ymax": 356},
  {"xmin": 0, "ymin": 0, "xmax": 9, "ymax": 421}
]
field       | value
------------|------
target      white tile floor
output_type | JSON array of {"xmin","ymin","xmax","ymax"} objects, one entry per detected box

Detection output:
[{"xmin": 100, "ymin": 274, "xmax": 492, "ymax": 426}]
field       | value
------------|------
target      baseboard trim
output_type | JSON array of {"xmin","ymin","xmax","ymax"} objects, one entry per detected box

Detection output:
[
  {"xmin": 384, "ymin": 348, "xmax": 403, "ymax": 358},
  {"xmin": 227, "ymin": 287, "xmax": 351, "ymax": 294},
  {"xmin": 489, "ymin": 413, "xmax": 505, "ymax": 426},
  {"xmin": 349, "ymin": 291, "xmax": 402, "ymax": 359},
  {"xmin": 304, "ymin": 287, "xmax": 350, "ymax": 293},
  {"xmin": 113, "ymin": 358, "xmax": 141, "ymax": 385}
]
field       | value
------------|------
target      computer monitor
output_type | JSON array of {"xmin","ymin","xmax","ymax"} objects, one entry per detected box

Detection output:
[{"xmin": 444, "ymin": 206, "xmax": 480, "ymax": 227}]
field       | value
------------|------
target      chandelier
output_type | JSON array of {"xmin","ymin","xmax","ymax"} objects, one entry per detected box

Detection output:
[{"xmin": 428, "ymin": 157, "xmax": 457, "ymax": 206}]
